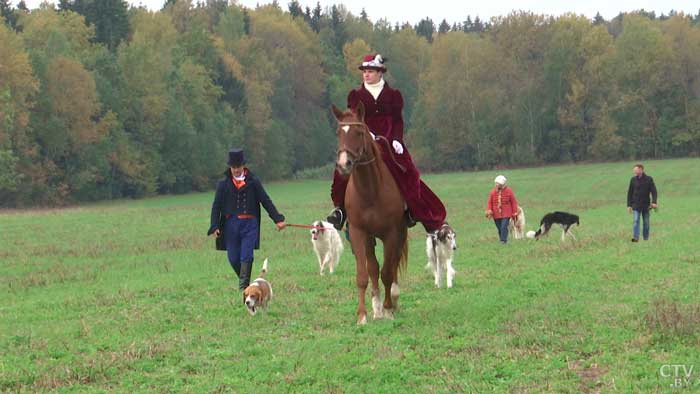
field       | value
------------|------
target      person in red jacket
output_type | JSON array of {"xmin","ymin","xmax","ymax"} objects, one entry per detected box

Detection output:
[
  {"xmin": 327, "ymin": 53, "xmax": 447, "ymax": 235},
  {"xmin": 485, "ymin": 175, "xmax": 519, "ymax": 244}
]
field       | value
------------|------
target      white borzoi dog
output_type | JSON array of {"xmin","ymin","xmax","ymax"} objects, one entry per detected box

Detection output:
[
  {"xmin": 527, "ymin": 211, "xmax": 580, "ymax": 241},
  {"xmin": 508, "ymin": 206, "xmax": 526, "ymax": 240},
  {"xmin": 426, "ymin": 223, "xmax": 457, "ymax": 288},
  {"xmin": 310, "ymin": 220, "xmax": 343, "ymax": 275}
]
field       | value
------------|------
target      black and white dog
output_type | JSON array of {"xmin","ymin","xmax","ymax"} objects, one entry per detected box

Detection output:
[{"xmin": 528, "ymin": 211, "xmax": 580, "ymax": 241}]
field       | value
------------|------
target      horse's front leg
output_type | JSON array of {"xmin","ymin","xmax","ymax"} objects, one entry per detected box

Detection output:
[
  {"xmin": 365, "ymin": 238, "xmax": 382, "ymax": 320},
  {"xmin": 381, "ymin": 227, "xmax": 407, "ymax": 319},
  {"xmin": 349, "ymin": 226, "xmax": 370, "ymax": 324}
]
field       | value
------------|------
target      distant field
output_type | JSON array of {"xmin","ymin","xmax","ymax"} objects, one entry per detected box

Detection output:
[{"xmin": 2, "ymin": 158, "xmax": 700, "ymax": 393}]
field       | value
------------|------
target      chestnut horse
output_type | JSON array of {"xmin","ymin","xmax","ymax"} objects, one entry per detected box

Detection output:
[{"xmin": 332, "ymin": 102, "xmax": 408, "ymax": 325}]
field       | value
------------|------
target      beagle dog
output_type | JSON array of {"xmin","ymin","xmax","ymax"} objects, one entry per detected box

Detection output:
[{"xmin": 242, "ymin": 259, "xmax": 272, "ymax": 316}]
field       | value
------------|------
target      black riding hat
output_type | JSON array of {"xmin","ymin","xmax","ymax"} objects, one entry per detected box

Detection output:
[{"xmin": 227, "ymin": 148, "xmax": 245, "ymax": 166}]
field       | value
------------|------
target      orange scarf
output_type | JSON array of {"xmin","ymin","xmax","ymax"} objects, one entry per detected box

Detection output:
[{"xmin": 231, "ymin": 169, "xmax": 247, "ymax": 189}]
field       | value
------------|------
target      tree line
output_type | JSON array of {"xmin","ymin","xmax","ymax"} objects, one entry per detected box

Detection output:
[{"xmin": 1, "ymin": 1, "xmax": 700, "ymax": 206}]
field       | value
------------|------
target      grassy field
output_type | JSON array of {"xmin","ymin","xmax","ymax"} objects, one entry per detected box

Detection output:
[{"xmin": 2, "ymin": 158, "xmax": 700, "ymax": 393}]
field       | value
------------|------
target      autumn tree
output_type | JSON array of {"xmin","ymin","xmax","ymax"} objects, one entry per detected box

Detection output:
[
  {"xmin": 3, "ymin": 3, "xmax": 700, "ymax": 206},
  {"xmin": 63, "ymin": 0, "xmax": 130, "ymax": 51},
  {"xmin": 415, "ymin": 17, "xmax": 434, "ymax": 42},
  {"xmin": 0, "ymin": 21, "xmax": 37, "ymax": 199},
  {"xmin": 609, "ymin": 15, "xmax": 674, "ymax": 158}
]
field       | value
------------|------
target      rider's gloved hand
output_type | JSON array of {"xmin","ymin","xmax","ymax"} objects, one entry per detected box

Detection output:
[{"xmin": 392, "ymin": 140, "xmax": 404, "ymax": 155}]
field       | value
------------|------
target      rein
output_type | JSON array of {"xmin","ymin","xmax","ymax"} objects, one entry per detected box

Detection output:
[
  {"xmin": 337, "ymin": 121, "xmax": 376, "ymax": 167},
  {"xmin": 336, "ymin": 121, "xmax": 407, "ymax": 173},
  {"xmin": 374, "ymin": 135, "xmax": 407, "ymax": 173}
]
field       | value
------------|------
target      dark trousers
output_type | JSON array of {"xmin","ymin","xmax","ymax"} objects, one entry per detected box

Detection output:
[
  {"xmin": 224, "ymin": 216, "xmax": 258, "ymax": 289},
  {"xmin": 494, "ymin": 218, "xmax": 510, "ymax": 243},
  {"xmin": 633, "ymin": 209, "xmax": 650, "ymax": 240}
]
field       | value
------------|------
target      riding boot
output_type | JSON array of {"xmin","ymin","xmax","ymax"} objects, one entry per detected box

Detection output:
[
  {"xmin": 231, "ymin": 261, "xmax": 241, "ymax": 277},
  {"xmin": 239, "ymin": 261, "xmax": 252, "ymax": 290},
  {"xmin": 327, "ymin": 206, "xmax": 346, "ymax": 231},
  {"xmin": 405, "ymin": 210, "xmax": 417, "ymax": 228}
]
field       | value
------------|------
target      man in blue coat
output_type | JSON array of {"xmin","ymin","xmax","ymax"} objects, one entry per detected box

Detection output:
[{"xmin": 208, "ymin": 149, "xmax": 286, "ymax": 289}]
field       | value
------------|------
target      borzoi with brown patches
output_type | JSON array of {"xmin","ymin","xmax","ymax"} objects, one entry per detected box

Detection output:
[{"xmin": 426, "ymin": 224, "xmax": 457, "ymax": 288}]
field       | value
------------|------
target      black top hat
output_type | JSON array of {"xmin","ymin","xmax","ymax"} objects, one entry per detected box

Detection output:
[{"xmin": 227, "ymin": 148, "xmax": 245, "ymax": 166}]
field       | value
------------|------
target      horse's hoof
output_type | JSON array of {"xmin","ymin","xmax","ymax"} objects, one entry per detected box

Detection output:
[
  {"xmin": 372, "ymin": 296, "xmax": 383, "ymax": 319},
  {"xmin": 383, "ymin": 308, "xmax": 395, "ymax": 320},
  {"xmin": 391, "ymin": 283, "xmax": 400, "ymax": 297},
  {"xmin": 391, "ymin": 283, "xmax": 400, "ymax": 306},
  {"xmin": 357, "ymin": 315, "xmax": 367, "ymax": 325}
]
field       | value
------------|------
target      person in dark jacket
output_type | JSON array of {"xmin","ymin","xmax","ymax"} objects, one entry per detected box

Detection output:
[
  {"xmin": 627, "ymin": 163, "xmax": 658, "ymax": 242},
  {"xmin": 208, "ymin": 148, "xmax": 286, "ymax": 289}
]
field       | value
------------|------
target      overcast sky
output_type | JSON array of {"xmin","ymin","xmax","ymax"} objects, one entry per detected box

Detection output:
[{"xmin": 21, "ymin": 0, "xmax": 700, "ymax": 24}]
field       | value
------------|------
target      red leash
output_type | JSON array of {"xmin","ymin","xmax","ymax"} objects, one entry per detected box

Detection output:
[{"xmin": 286, "ymin": 223, "xmax": 334, "ymax": 230}]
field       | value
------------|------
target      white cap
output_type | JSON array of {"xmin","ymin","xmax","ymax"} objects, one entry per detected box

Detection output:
[{"xmin": 494, "ymin": 175, "xmax": 507, "ymax": 185}]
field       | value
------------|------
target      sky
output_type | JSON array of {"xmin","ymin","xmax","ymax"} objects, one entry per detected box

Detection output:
[{"xmin": 20, "ymin": 0, "xmax": 700, "ymax": 24}]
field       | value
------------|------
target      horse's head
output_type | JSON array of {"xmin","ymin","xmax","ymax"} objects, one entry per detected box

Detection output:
[{"xmin": 331, "ymin": 102, "xmax": 372, "ymax": 175}]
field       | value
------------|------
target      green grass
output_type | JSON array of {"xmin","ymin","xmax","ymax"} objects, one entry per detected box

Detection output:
[{"xmin": 2, "ymin": 158, "xmax": 700, "ymax": 393}]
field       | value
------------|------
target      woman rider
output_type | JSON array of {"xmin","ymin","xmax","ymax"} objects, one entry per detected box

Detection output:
[{"xmin": 327, "ymin": 53, "xmax": 447, "ymax": 235}]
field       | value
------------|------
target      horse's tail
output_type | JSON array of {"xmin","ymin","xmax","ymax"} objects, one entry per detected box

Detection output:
[{"xmin": 395, "ymin": 229, "xmax": 409, "ymax": 280}]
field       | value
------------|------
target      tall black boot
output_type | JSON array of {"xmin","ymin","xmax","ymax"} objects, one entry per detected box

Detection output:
[
  {"xmin": 239, "ymin": 261, "xmax": 252, "ymax": 290},
  {"xmin": 231, "ymin": 261, "xmax": 241, "ymax": 277},
  {"xmin": 405, "ymin": 210, "xmax": 417, "ymax": 228},
  {"xmin": 327, "ymin": 207, "xmax": 346, "ymax": 231}
]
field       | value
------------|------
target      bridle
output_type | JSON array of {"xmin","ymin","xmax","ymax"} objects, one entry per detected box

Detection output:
[
  {"xmin": 336, "ymin": 120, "xmax": 408, "ymax": 173},
  {"xmin": 336, "ymin": 121, "xmax": 376, "ymax": 167}
]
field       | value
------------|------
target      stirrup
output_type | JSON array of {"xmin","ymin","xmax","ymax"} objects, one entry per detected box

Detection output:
[
  {"xmin": 405, "ymin": 210, "xmax": 417, "ymax": 228},
  {"xmin": 327, "ymin": 207, "xmax": 346, "ymax": 231}
]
